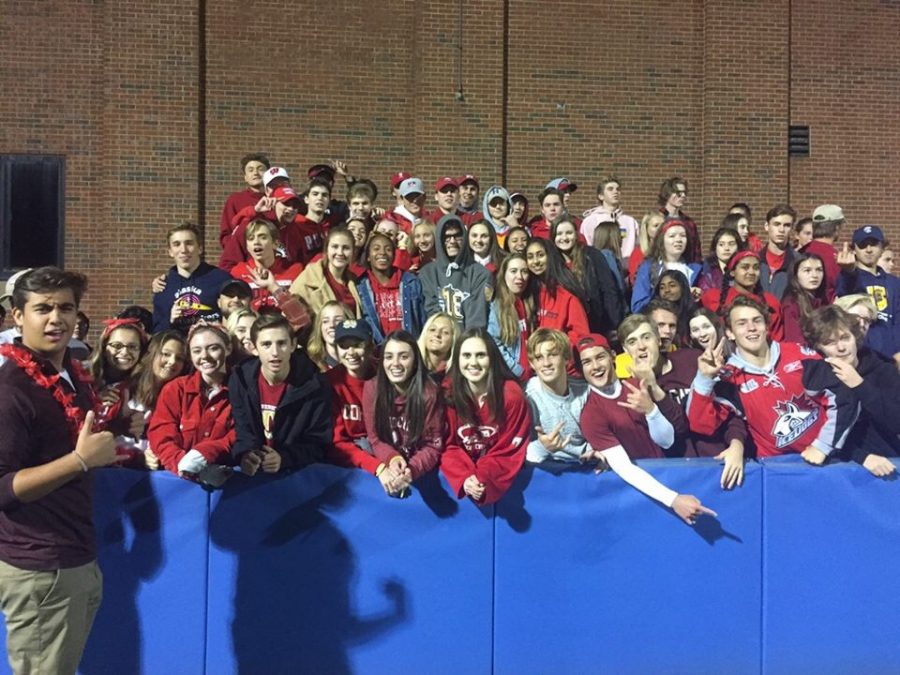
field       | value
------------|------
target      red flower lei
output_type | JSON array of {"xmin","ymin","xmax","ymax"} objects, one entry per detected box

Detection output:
[{"xmin": 0, "ymin": 343, "xmax": 96, "ymax": 445}]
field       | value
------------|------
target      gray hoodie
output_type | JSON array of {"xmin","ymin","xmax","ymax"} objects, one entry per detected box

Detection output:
[
  {"xmin": 524, "ymin": 376, "xmax": 590, "ymax": 463},
  {"xmin": 482, "ymin": 185, "xmax": 513, "ymax": 236},
  {"xmin": 418, "ymin": 214, "xmax": 493, "ymax": 330}
]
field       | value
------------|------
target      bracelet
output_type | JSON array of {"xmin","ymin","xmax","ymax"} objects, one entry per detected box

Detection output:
[
  {"xmin": 375, "ymin": 463, "xmax": 387, "ymax": 477},
  {"xmin": 72, "ymin": 450, "xmax": 89, "ymax": 473}
]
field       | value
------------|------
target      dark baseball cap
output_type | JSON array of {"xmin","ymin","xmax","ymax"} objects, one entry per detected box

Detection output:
[{"xmin": 220, "ymin": 278, "xmax": 253, "ymax": 298}]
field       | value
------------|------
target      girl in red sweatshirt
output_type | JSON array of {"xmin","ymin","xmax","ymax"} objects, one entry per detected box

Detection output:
[
  {"xmin": 363, "ymin": 330, "xmax": 446, "ymax": 498},
  {"xmin": 441, "ymin": 328, "xmax": 532, "ymax": 506}
]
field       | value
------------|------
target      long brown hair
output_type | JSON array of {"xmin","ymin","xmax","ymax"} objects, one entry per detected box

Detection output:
[
  {"xmin": 493, "ymin": 254, "xmax": 535, "ymax": 347},
  {"xmin": 374, "ymin": 330, "xmax": 433, "ymax": 447},
  {"xmin": 449, "ymin": 328, "xmax": 516, "ymax": 426},
  {"xmin": 131, "ymin": 330, "xmax": 188, "ymax": 409}
]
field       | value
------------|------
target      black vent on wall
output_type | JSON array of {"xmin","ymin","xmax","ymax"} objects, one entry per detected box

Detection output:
[{"xmin": 789, "ymin": 125, "xmax": 810, "ymax": 156}]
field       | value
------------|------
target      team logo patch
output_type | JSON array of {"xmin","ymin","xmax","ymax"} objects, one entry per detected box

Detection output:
[
  {"xmin": 772, "ymin": 396, "xmax": 820, "ymax": 449},
  {"xmin": 783, "ymin": 360, "xmax": 802, "ymax": 374},
  {"xmin": 799, "ymin": 345, "xmax": 817, "ymax": 357},
  {"xmin": 740, "ymin": 379, "xmax": 759, "ymax": 394}
]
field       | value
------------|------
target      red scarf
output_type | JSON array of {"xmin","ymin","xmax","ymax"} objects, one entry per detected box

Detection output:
[{"xmin": 0, "ymin": 343, "xmax": 98, "ymax": 444}]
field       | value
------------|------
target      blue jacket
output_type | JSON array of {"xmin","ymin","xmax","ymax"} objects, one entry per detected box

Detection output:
[
  {"xmin": 837, "ymin": 267, "xmax": 900, "ymax": 358},
  {"xmin": 487, "ymin": 302, "xmax": 525, "ymax": 378},
  {"xmin": 152, "ymin": 262, "xmax": 232, "ymax": 333},
  {"xmin": 631, "ymin": 259, "xmax": 701, "ymax": 312},
  {"xmin": 357, "ymin": 271, "xmax": 426, "ymax": 343}
]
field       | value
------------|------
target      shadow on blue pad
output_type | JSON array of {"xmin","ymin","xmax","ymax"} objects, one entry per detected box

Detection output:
[
  {"xmin": 206, "ymin": 465, "xmax": 493, "ymax": 675},
  {"xmin": 494, "ymin": 458, "xmax": 763, "ymax": 675}
]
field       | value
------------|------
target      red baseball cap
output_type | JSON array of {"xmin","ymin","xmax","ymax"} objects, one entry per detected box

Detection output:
[
  {"xmin": 576, "ymin": 333, "xmax": 610, "ymax": 355},
  {"xmin": 271, "ymin": 186, "xmax": 301, "ymax": 204},
  {"xmin": 458, "ymin": 174, "xmax": 479, "ymax": 187},
  {"xmin": 307, "ymin": 164, "xmax": 335, "ymax": 181},
  {"xmin": 391, "ymin": 171, "xmax": 411, "ymax": 189},
  {"xmin": 435, "ymin": 176, "xmax": 459, "ymax": 191}
]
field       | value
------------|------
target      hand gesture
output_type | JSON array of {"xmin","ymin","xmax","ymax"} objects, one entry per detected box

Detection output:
[
  {"xmin": 715, "ymin": 441, "xmax": 744, "ymax": 489},
  {"xmin": 75, "ymin": 411, "xmax": 116, "ymax": 469},
  {"xmin": 396, "ymin": 230, "xmax": 411, "ymax": 251},
  {"xmin": 170, "ymin": 299, "xmax": 185, "ymax": 324},
  {"xmin": 126, "ymin": 410, "xmax": 146, "ymax": 439},
  {"xmin": 463, "ymin": 475, "xmax": 486, "ymax": 501},
  {"xmin": 254, "ymin": 196, "xmax": 276, "ymax": 213},
  {"xmin": 98, "ymin": 385, "xmax": 121, "ymax": 406},
  {"xmin": 837, "ymin": 242, "xmax": 856, "ymax": 271},
  {"xmin": 260, "ymin": 446, "xmax": 282, "ymax": 473},
  {"xmin": 536, "ymin": 421, "xmax": 572, "ymax": 453},
  {"xmin": 671, "ymin": 494, "xmax": 717, "ymax": 526},
  {"xmin": 801, "ymin": 446, "xmax": 826, "ymax": 466},
  {"xmin": 151, "ymin": 274, "xmax": 167, "ymax": 294},
  {"xmin": 697, "ymin": 339, "xmax": 726, "ymax": 379},
  {"xmin": 240, "ymin": 449, "xmax": 264, "ymax": 476},
  {"xmin": 329, "ymin": 159, "xmax": 349, "ymax": 176},
  {"xmin": 617, "ymin": 379, "xmax": 655, "ymax": 415},
  {"xmin": 690, "ymin": 286, "xmax": 703, "ymax": 300},
  {"xmin": 825, "ymin": 357, "xmax": 863, "ymax": 388},
  {"xmin": 372, "ymin": 206, "xmax": 386, "ymax": 219},
  {"xmin": 628, "ymin": 361, "xmax": 665, "ymax": 401},
  {"xmin": 248, "ymin": 265, "xmax": 279, "ymax": 294},
  {"xmin": 144, "ymin": 448, "xmax": 161, "ymax": 471},
  {"xmin": 862, "ymin": 453, "xmax": 896, "ymax": 478}
]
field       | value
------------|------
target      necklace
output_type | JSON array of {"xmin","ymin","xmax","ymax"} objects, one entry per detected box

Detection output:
[{"xmin": 0, "ymin": 343, "xmax": 95, "ymax": 444}]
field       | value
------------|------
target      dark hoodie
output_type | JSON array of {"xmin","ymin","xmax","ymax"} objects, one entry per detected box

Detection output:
[{"xmin": 418, "ymin": 214, "xmax": 493, "ymax": 330}]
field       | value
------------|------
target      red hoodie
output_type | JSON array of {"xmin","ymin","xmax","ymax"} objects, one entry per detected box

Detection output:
[
  {"xmin": 231, "ymin": 257, "xmax": 303, "ymax": 312},
  {"xmin": 441, "ymin": 379, "xmax": 531, "ymax": 505}
]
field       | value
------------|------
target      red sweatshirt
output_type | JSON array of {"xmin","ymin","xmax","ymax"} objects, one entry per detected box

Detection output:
[
  {"xmin": 220, "ymin": 208, "xmax": 325, "ymax": 270},
  {"xmin": 441, "ymin": 380, "xmax": 531, "ymax": 505},
  {"xmin": 362, "ymin": 378, "xmax": 445, "ymax": 479},
  {"xmin": 147, "ymin": 371, "xmax": 236, "ymax": 475},
  {"xmin": 537, "ymin": 285, "xmax": 589, "ymax": 348},
  {"xmin": 323, "ymin": 366, "xmax": 380, "ymax": 474}
]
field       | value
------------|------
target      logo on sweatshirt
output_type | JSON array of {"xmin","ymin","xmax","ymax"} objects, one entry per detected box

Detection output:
[
  {"xmin": 771, "ymin": 396, "xmax": 820, "ymax": 449},
  {"xmin": 457, "ymin": 424, "xmax": 498, "ymax": 457}
]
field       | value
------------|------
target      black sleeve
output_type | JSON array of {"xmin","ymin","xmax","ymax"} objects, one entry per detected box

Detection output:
[
  {"xmin": 228, "ymin": 369, "xmax": 261, "ymax": 460},
  {"xmin": 280, "ymin": 381, "xmax": 334, "ymax": 471}
]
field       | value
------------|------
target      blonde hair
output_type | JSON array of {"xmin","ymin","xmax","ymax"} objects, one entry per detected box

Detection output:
[
  {"xmin": 525, "ymin": 328, "xmax": 571, "ymax": 362},
  {"xmin": 306, "ymin": 300, "xmax": 353, "ymax": 371},
  {"xmin": 833, "ymin": 293, "xmax": 877, "ymax": 317},
  {"xmin": 245, "ymin": 218, "xmax": 279, "ymax": 241},
  {"xmin": 639, "ymin": 212, "xmax": 665, "ymax": 256},
  {"xmin": 417, "ymin": 313, "xmax": 459, "ymax": 370}
]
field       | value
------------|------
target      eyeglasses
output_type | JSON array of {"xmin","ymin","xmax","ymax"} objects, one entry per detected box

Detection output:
[
  {"xmin": 675, "ymin": 191, "xmax": 687, "ymax": 197},
  {"xmin": 107, "ymin": 342, "xmax": 141, "ymax": 354},
  {"xmin": 443, "ymin": 232, "xmax": 463, "ymax": 241},
  {"xmin": 438, "ymin": 187, "xmax": 457, "ymax": 194}
]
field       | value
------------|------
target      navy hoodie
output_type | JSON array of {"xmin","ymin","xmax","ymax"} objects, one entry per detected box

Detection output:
[
  {"xmin": 418, "ymin": 214, "xmax": 493, "ymax": 330},
  {"xmin": 152, "ymin": 262, "xmax": 232, "ymax": 333}
]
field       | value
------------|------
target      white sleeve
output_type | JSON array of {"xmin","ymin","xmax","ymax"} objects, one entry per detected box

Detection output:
[
  {"xmin": 645, "ymin": 404, "xmax": 674, "ymax": 450},
  {"xmin": 600, "ymin": 445, "xmax": 678, "ymax": 508}
]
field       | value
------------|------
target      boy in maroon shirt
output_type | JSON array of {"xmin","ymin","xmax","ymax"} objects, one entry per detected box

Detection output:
[
  {"xmin": 577, "ymin": 334, "xmax": 716, "ymax": 526},
  {"xmin": 0, "ymin": 267, "xmax": 117, "ymax": 674}
]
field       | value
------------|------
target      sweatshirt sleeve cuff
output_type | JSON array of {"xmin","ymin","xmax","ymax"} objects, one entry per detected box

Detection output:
[{"xmin": 691, "ymin": 371, "xmax": 716, "ymax": 396}]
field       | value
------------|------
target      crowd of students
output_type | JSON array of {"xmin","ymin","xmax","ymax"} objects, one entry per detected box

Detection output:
[{"xmin": 3, "ymin": 157, "xmax": 900, "ymax": 527}]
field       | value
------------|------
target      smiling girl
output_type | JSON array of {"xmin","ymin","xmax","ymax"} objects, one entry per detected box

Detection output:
[
  {"xmin": 487, "ymin": 254, "xmax": 535, "ymax": 379},
  {"xmin": 631, "ymin": 219, "xmax": 701, "ymax": 312},
  {"xmin": 290, "ymin": 227, "xmax": 361, "ymax": 317},
  {"xmin": 148, "ymin": 323, "xmax": 236, "ymax": 486},
  {"xmin": 363, "ymin": 330, "xmax": 445, "ymax": 498},
  {"xmin": 441, "ymin": 328, "xmax": 531, "ymax": 506}
]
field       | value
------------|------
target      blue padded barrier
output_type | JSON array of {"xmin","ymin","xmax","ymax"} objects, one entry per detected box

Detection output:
[
  {"xmin": 78, "ymin": 469, "xmax": 210, "ymax": 675},
  {"xmin": 205, "ymin": 465, "xmax": 494, "ymax": 675},
  {"xmin": 3, "ymin": 459, "xmax": 900, "ymax": 674},
  {"xmin": 761, "ymin": 455, "xmax": 900, "ymax": 675},
  {"xmin": 493, "ymin": 459, "xmax": 763, "ymax": 675}
]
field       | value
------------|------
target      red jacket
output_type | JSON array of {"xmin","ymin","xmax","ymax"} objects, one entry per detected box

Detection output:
[
  {"xmin": 147, "ymin": 371, "xmax": 236, "ymax": 475},
  {"xmin": 441, "ymin": 380, "xmax": 531, "ymax": 505},
  {"xmin": 537, "ymin": 285, "xmax": 589, "ymax": 348},
  {"xmin": 220, "ymin": 208, "xmax": 326, "ymax": 270},
  {"xmin": 323, "ymin": 366, "xmax": 381, "ymax": 474},
  {"xmin": 362, "ymin": 378, "xmax": 445, "ymax": 479}
]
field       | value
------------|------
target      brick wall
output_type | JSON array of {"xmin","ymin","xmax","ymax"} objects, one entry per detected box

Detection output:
[{"xmin": 2, "ymin": 0, "xmax": 899, "ymax": 330}]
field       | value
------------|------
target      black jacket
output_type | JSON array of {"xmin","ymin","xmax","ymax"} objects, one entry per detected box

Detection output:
[
  {"xmin": 228, "ymin": 350, "xmax": 333, "ymax": 471},
  {"xmin": 802, "ymin": 348, "xmax": 900, "ymax": 464},
  {"xmin": 581, "ymin": 245, "xmax": 625, "ymax": 336}
]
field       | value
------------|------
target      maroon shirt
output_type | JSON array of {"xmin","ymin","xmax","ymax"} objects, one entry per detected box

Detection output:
[
  {"xmin": 580, "ymin": 379, "xmax": 665, "ymax": 460},
  {"xmin": 0, "ymin": 348, "xmax": 96, "ymax": 571}
]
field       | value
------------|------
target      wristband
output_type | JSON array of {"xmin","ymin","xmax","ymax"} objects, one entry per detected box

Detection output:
[
  {"xmin": 72, "ymin": 450, "xmax": 89, "ymax": 473},
  {"xmin": 375, "ymin": 463, "xmax": 387, "ymax": 477},
  {"xmin": 389, "ymin": 455, "xmax": 405, "ymax": 467}
]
